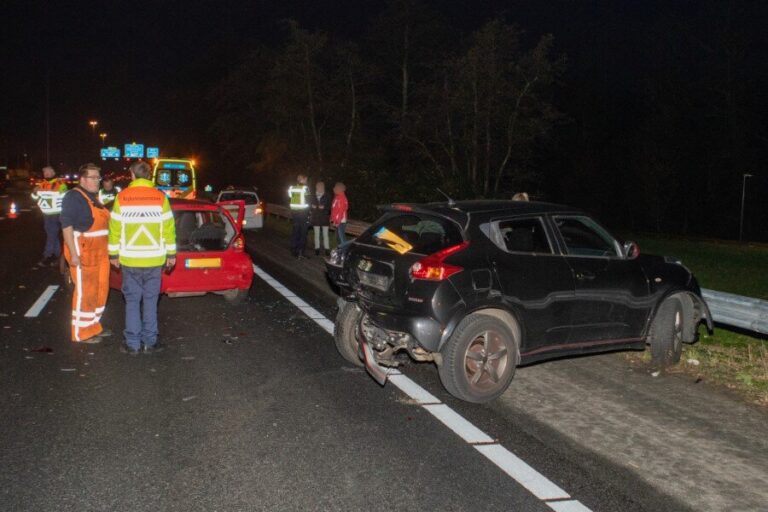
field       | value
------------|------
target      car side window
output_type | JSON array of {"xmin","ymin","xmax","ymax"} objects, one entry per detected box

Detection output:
[
  {"xmin": 554, "ymin": 216, "xmax": 620, "ymax": 257},
  {"xmin": 494, "ymin": 217, "xmax": 553, "ymax": 254}
]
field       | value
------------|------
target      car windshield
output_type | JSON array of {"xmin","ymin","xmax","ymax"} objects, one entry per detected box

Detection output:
[
  {"xmin": 218, "ymin": 191, "xmax": 259, "ymax": 204},
  {"xmin": 357, "ymin": 213, "xmax": 463, "ymax": 255},
  {"xmin": 174, "ymin": 209, "xmax": 236, "ymax": 252}
]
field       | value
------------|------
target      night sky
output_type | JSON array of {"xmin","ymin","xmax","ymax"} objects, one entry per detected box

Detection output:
[{"xmin": 3, "ymin": 1, "xmax": 767, "ymax": 241}]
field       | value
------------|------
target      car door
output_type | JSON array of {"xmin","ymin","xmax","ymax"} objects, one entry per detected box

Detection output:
[
  {"xmin": 550, "ymin": 215, "xmax": 650, "ymax": 343},
  {"xmin": 487, "ymin": 215, "xmax": 575, "ymax": 352}
]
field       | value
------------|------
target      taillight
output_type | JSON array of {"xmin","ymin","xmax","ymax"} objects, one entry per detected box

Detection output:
[
  {"xmin": 232, "ymin": 234, "xmax": 245, "ymax": 252},
  {"xmin": 409, "ymin": 241, "xmax": 470, "ymax": 281}
]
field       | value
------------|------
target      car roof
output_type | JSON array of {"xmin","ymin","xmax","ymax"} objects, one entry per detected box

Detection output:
[
  {"xmin": 218, "ymin": 188, "xmax": 258, "ymax": 194},
  {"xmin": 382, "ymin": 200, "xmax": 585, "ymax": 227},
  {"xmin": 170, "ymin": 198, "xmax": 219, "ymax": 210}
]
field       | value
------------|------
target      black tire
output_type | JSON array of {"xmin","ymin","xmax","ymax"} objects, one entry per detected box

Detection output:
[
  {"xmin": 334, "ymin": 301, "xmax": 364, "ymax": 367},
  {"xmin": 222, "ymin": 288, "xmax": 249, "ymax": 305},
  {"xmin": 438, "ymin": 314, "xmax": 519, "ymax": 403},
  {"xmin": 649, "ymin": 297, "xmax": 684, "ymax": 368}
]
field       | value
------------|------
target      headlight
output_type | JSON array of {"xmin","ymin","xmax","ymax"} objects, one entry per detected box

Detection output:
[{"xmin": 329, "ymin": 248, "xmax": 343, "ymax": 266}]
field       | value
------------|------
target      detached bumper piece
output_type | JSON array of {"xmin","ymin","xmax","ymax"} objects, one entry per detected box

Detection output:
[{"xmin": 358, "ymin": 328, "xmax": 389, "ymax": 386}]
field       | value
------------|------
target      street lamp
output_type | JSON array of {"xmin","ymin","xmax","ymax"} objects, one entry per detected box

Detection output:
[
  {"xmin": 739, "ymin": 173, "xmax": 753, "ymax": 243},
  {"xmin": 99, "ymin": 133, "xmax": 107, "ymax": 144},
  {"xmin": 88, "ymin": 120, "xmax": 98, "ymax": 134}
]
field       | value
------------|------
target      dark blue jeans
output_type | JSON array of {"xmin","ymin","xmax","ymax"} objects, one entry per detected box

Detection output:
[
  {"xmin": 336, "ymin": 222, "xmax": 347, "ymax": 246},
  {"xmin": 43, "ymin": 214, "xmax": 61, "ymax": 258},
  {"xmin": 290, "ymin": 210, "xmax": 309, "ymax": 256},
  {"xmin": 121, "ymin": 266, "xmax": 162, "ymax": 350}
]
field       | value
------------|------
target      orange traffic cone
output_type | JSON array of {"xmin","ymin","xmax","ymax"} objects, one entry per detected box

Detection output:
[{"xmin": 8, "ymin": 202, "xmax": 17, "ymax": 219}]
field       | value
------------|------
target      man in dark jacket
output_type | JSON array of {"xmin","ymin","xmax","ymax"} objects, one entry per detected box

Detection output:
[{"xmin": 309, "ymin": 181, "xmax": 332, "ymax": 257}]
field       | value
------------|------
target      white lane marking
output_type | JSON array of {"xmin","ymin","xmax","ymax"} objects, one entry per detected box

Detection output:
[
  {"xmin": 423, "ymin": 404, "xmax": 495, "ymax": 444},
  {"xmin": 388, "ymin": 373, "xmax": 441, "ymax": 404},
  {"xmin": 475, "ymin": 444, "xmax": 570, "ymax": 501},
  {"xmin": 547, "ymin": 500, "xmax": 594, "ymax": 512},
  {"xmin": 252, "ymin": 264, "xmax": 592, "ymax": 510},
  {"xmin": 24, "ymin": 285, "xmax": 60, "ymax": 317}
]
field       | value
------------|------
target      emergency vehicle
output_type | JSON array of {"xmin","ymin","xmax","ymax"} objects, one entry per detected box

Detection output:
[{"xmin": 152, "ymin": 158, "xmax": 197, "ymax": 199}]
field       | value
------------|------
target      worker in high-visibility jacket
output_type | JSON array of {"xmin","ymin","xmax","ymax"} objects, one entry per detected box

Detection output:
[
  {"xmin": 288, "ymin": 174, "xmax": 310, "ymax": 258},
  {"xmin": 31, "ymin": 166, "xmax": 68, "ymax": 267},
  {"xmin": 60, "ymin": 163, "xmax": 112, "ymax": 343},
  {"xmin": 108, "ymin": 161, "xmax": 176, "ymax": 355},
  {"xmin": 97, "ymin": 175, "xmax": 121, "ymax": 209}
]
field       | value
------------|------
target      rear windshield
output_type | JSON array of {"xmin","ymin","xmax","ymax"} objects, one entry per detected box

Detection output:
[
  {"xmin": 218, "ymin": 191, "xmax": 259, "ymax": 204},
  {"xmin": 156, "ymin": 169, "xmax": 193, "ymax": 188},
  {"xmin": 174, "ymin": 209, "xmax": 236, "ymax": 252},
  {"xmin": 356, "ymin": 213, "xmax": 463, "ymax": 255}
]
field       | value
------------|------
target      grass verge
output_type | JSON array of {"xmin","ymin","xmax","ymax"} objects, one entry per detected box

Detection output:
[
  {"xmin": 624, "ymin": 326, "xmax": 768, "ymax": 407},
  {"xmin": 632, "ymin": 235, "xmax": 768, "ymax": 299}
]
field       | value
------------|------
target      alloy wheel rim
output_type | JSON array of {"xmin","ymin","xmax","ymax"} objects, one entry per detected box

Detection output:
[{"xmin": 464, "ymin": 330, "xmax": 509, "ymax": 391}]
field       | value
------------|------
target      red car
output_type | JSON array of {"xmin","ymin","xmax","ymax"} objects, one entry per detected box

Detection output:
[{"xmin": 109, "ymin": 199, "xmax": 253, "ymax": 303}]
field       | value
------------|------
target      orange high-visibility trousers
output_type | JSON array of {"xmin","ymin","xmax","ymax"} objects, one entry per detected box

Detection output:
[{"xmin": 63, "ymin": 190, "xmax": 111, "ymax": 342}]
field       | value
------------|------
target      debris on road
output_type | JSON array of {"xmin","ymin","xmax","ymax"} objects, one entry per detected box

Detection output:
[{"xmin": 687, "ymin": 358, "xmax": 701, "ymax": 366}]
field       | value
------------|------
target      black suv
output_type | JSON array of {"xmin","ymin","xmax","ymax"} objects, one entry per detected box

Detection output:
[{"xmin": 327, "ymin": 201, "xmax": 713, "ymax": 403}]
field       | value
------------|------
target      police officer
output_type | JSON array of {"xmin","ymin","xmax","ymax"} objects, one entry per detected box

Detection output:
[
  {"xmin": 31, "ymin": 166, "xmax": 68, "ymax": 267},
  {"xmin": 60, "ymin": 163, "xmax": 112, "ymax": 343},
  {"xmin": 288, "ymin": 174, "xmax": 310, "ymax": 259}
]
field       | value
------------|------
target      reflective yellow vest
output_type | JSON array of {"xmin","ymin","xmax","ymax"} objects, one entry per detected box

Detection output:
[
  {"xmin": 31, "ymin": 178, "xmax": 68, "ymax": 215},
  {"xmin": 289, "ymin": 184, "xmax": 309, "ymax": 210},
  {"xmin": 108, "ymin": 178, "xmax": 176, "ymax": 267}
]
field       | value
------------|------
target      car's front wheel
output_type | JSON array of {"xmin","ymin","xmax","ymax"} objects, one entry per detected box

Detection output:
[
  {"xmin": 438, "ymin": 314, "xmax": 519, "ymax": 403},
  {"xmin": 649, "ymin": 297, "xmax": 684, "ymax": 368},
  {"xmin": 334, "ymin": 301, "xmax": 364, "ymax": 367}
]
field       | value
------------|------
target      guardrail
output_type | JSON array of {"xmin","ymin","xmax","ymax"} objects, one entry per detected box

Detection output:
[
  {"xmin": 266, "ymin": 202, "xmax": 767, "ymax": 335},
  {"xmin": 701, "ymin": 289, "xmax": 768, "ymax": 334},
  {"xmin": 266, "ymin": 203, "xmax": 370, "ymax": 236}
]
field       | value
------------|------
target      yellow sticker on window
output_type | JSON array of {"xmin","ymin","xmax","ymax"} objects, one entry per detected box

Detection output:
[{"xmin": 374, "ymin": 227, "xmax": 413, "ymax": 255}]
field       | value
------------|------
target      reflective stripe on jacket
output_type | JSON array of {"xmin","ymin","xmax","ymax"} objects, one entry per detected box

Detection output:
[
  {"xmin": 289, "ymin": 185, "xmax": 309, "ymax": 210},
  {"xmin": 98, "ymin": 186, "xmax": 121, "ymax": 205},
  {"xmin": 31, "ymin": 178, "xmax": 68, "ymax": 215},
  {"xmin": 108, "ymin": 178, "xmax": 176, "ymax": 267}
]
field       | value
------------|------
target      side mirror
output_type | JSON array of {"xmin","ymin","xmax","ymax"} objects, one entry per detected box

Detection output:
[{"xmin": 623, "ymin": 241, "xmax": 640, "ymax": 260}]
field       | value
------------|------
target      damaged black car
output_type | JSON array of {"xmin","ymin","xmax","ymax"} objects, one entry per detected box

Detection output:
[{"xmin": 326, "ymin": 201, "xmax": 713, "ymax": 403}]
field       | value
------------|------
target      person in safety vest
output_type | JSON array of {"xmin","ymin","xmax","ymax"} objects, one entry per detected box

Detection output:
[
  {"xmin": 31, "ymin": 165, "xmax": 68, "ymax": 267},
  {"xmin": 60, "ymin": 163, "xmax": 112, "ymax": 343},
  {"xmin": 108, "ymin": 161, "xmax": 176, "ymax": 355},
  {"xmin": 98, "ymin": 175, "xmax": 121, "ymax": 209},
  {"xmin": 288, "ymin": 174, "xmax": 310, "ymax": 259}
]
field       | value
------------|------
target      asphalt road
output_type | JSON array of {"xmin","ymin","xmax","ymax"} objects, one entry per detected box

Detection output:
[{"xmin": 0, "ymin": 194, "xmax": 698, "ymax": 511}]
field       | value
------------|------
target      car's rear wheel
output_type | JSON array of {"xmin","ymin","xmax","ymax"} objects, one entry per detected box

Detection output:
[
  {"xmin": 649, "ymin": 297, "xmax": 684, "ymax": 368},
  {"xmin": 438, "ymin": 314, "xmax": 519, "ymax": 403},
  {"xmin": 334, "ymin": 301, "xmax": 364, "ymax": 367},
  {"xmin": 222, "ymin": 288, "xmax": 249, "ymax": 304}
]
